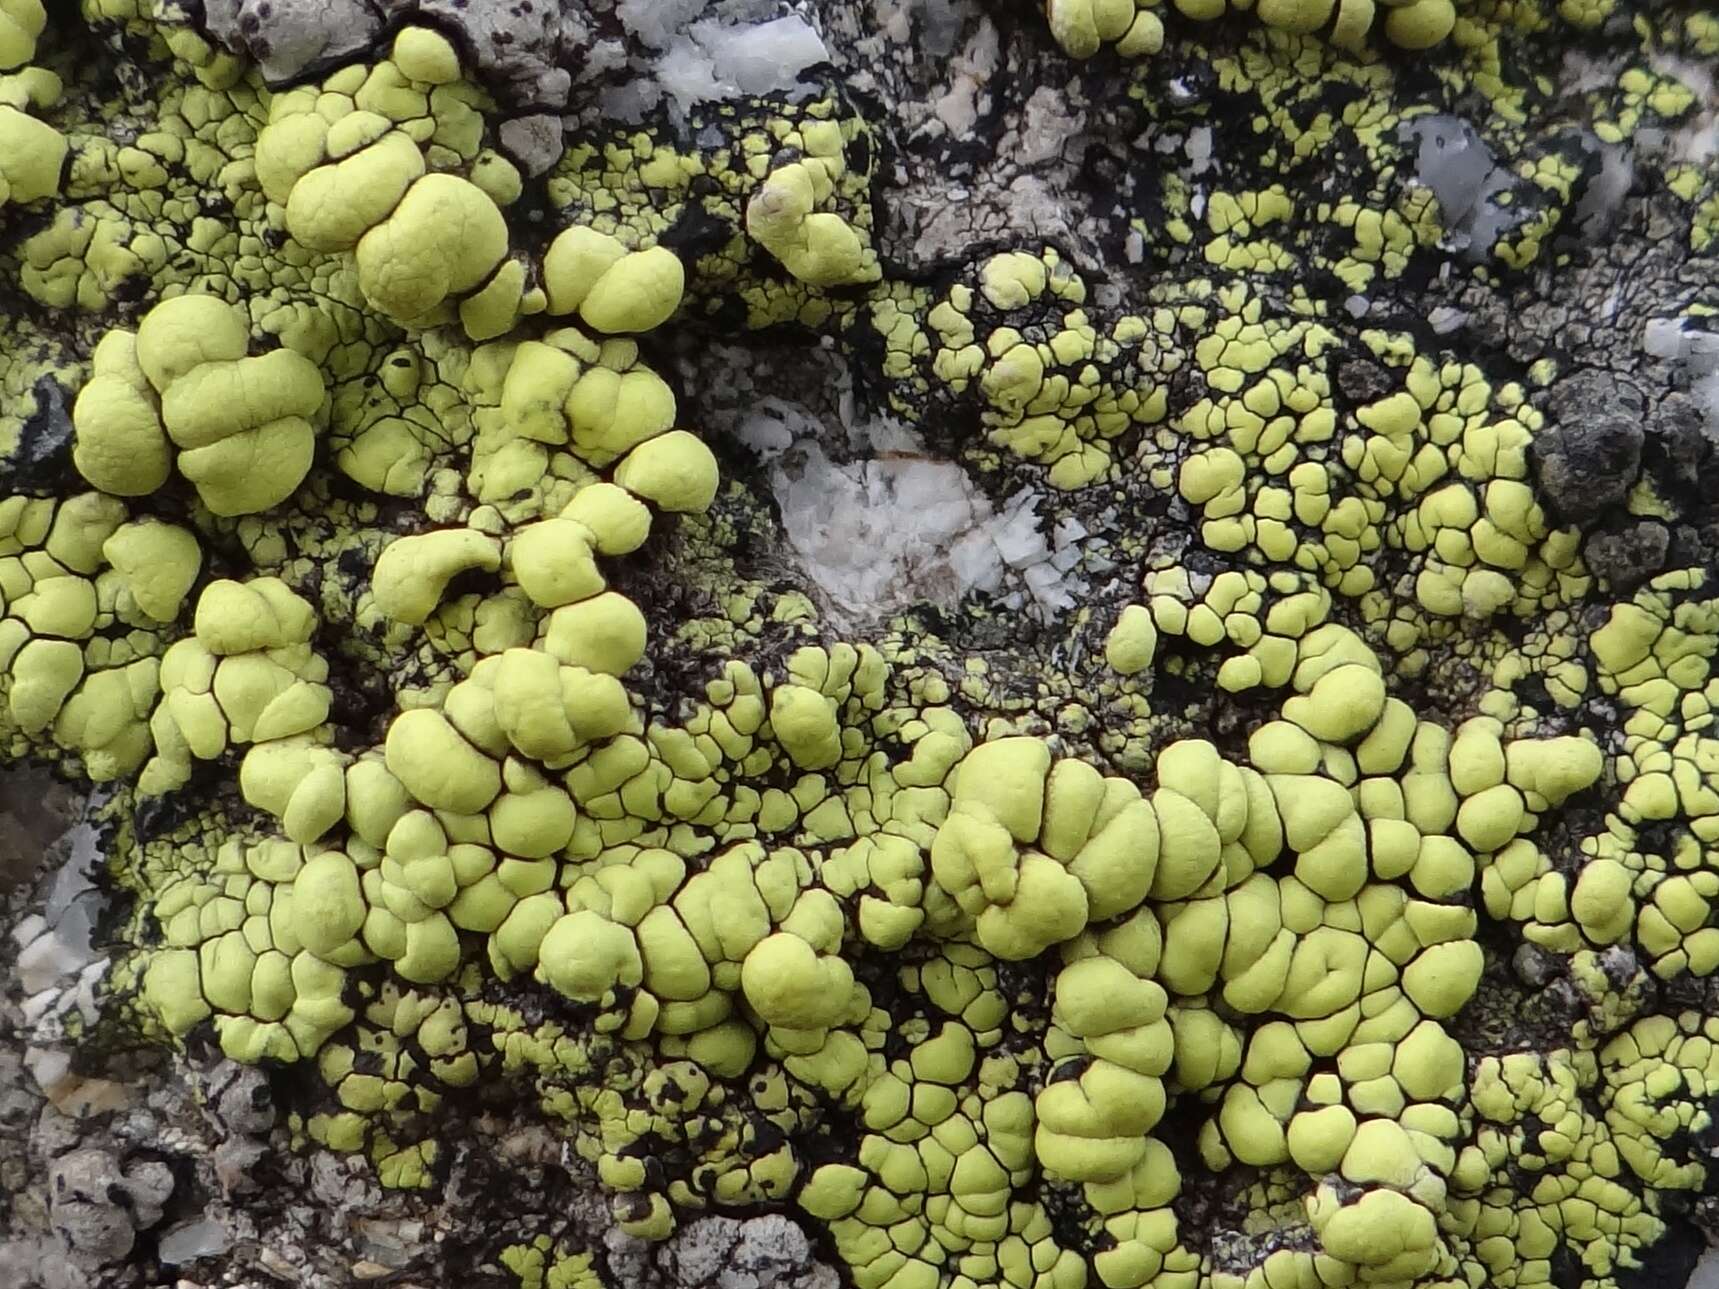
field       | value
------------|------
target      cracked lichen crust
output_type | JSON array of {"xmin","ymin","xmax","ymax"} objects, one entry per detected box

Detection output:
[{"xmin": 3, "ymin": 3, "xmax": 1719, "ymax": 1289}]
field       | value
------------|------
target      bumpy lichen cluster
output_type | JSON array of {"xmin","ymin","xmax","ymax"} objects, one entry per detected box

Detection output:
[
  {"xmin": 1043, "ymin": 0, "xmax": 1459, "ymax": 58},
  {"xmin": 3, "ymin": 3, "xmax": 1718, "ymax": 1289}
]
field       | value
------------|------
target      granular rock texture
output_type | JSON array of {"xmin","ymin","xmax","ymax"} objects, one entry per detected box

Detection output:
[{"xmin": 3, "ymin": 1, "xmax": 1719, "ymax": 1288}]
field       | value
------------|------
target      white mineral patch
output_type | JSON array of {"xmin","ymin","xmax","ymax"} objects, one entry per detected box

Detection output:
[
  {"xmin": 1186, "ymin": 125, "xmax": 1214, "ymax": 174},
  {"xmin": 1428, "ymin": 306, "xmax": 1467, "ymax": 335},
  {"xmin": 617, "ymin": 0, "xmax": 714, "ymax": 48},
  {"xmin": 1402, "ymin": 116, "xmax": 1517, "ymax": 260},
  {"xmin": 733, "ymin": 399, "xmax": 1086, "ymax": 620},
  {"xmin": 1689, "ymin": 1245, "xmax": 1719, "ymax": 1289},
  {"xmin": 931, "ymin": 15, "xmax": 999, "ymax": 137},
  {"xmin": 1645, "ymin": 316, "xmax": 1719, "ymax": 438},
  {"xmin": 15, "ymin": 823, "xmax": 102, "ymax": 998},
  {"xmin": 157, "ymin": 1218, "xmax": 233, "ymax": 1265},
  {"xmin": 610, "ymin": 3, "xmax": 831, "ymax": 119},
  {"xmin": 1648, "ymin": 52, "xmax": 1718, "ymax": 164},
  {"xmin": 1407, "ymin": 114, "xmax": 1633, "ymax": 254},
  {"xmin": 1573, "ymin": 139, "xmax": 1633, "ymax": 239}
]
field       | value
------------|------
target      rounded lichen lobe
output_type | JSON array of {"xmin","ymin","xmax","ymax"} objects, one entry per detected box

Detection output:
[{"xmin": 6, "ymin": 7, "xmax": 1713, "ymax": 1289}]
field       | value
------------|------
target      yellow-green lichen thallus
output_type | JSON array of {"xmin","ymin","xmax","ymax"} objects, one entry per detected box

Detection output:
[{"xmin": 2, "ymin": 3, "xmax": 1717, "ymax": 1289}]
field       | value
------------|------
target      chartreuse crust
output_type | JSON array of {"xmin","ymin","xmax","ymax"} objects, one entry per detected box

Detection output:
[{"xmin": 2, "ymin": 5, "xmax": 1717, "ymax": 1289}]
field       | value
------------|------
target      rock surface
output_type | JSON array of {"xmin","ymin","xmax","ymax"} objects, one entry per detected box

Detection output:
[{"xmin": 4, "ymin": 2, "xmax": 1719, "ymax": 1288}]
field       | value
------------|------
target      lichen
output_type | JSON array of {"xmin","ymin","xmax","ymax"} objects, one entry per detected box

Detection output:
[{"xmin": 3, "ymin": 2, "xmax": 1718, "ymax": 1288}]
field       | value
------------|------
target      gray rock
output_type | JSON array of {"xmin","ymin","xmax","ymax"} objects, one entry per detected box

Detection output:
[
  {"xmin": 499, "ymin": 113, "xmax": 566, "ymax": 178},
  {"xmin": 158, "ymin": 1216, "xmax": 233, "ymax": 1264},
  {"xmin": 660, "ymin": 1215, "xmax": 741, "ymax": 1285},
  {"xmin": 1689, "ymin": 1245, "xmax": 1719, "ymax": 1289},
  {"xmin": 209, "ymin": 1064, "xmax": 276, "ymax": 1138},
  {"xmin": 604, "ymin": 1223, "xmax": 655, "ymax": 1287},
  {"xmin": 400, "ymin": 0, "xmax": 575, "ymax": 106},
  {"xmin": 658, "ymin": 1215, "xmax": 829, "ymax": 1289},
  {"xmin": 5, "ymin": 375, "xmax": 74, "ymax": 493},
  {"xmin": 726, "ymin": 1215, "xmax": 818, "ymax": 1288},
  {"xmin": 213, "ymin": 1136, "xmax": 269, "ymax": 1195},
  {"xmin": 49, "ymin": 1149, "xmax": 173, "ymax": 1264},
  {"xmin": 1583, "ymin": 521, "xmax": 1669, "ymax": 591},
  {"xmin": 1535, "ymin": 371, "xmax": 1646, "ymax": 523},
  {"xmin": 52, "ymin": 1194, "xmax": 136, "ymax": 1265},
  {"xmin": 1513, "ymin": 942, "xmax": 1558, "ymax": 988},
  {"xmin": 0, "ymin": 768, "xmax": 81, "ymax": 894},
  {"xmin": 1336, "ymin": 358, "xmax": 1395, "ymax": 404},
  {"xmin": 1651, "ymin": 390, "xmax": 1712, "ymax": 486},
  {"xmin": 201, "ymin": 0, "xmax": 386, "ymax": 83},
  {"xmin": 0, "ymin": 1050, "xmax": 36, "ymax": 1131}
]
